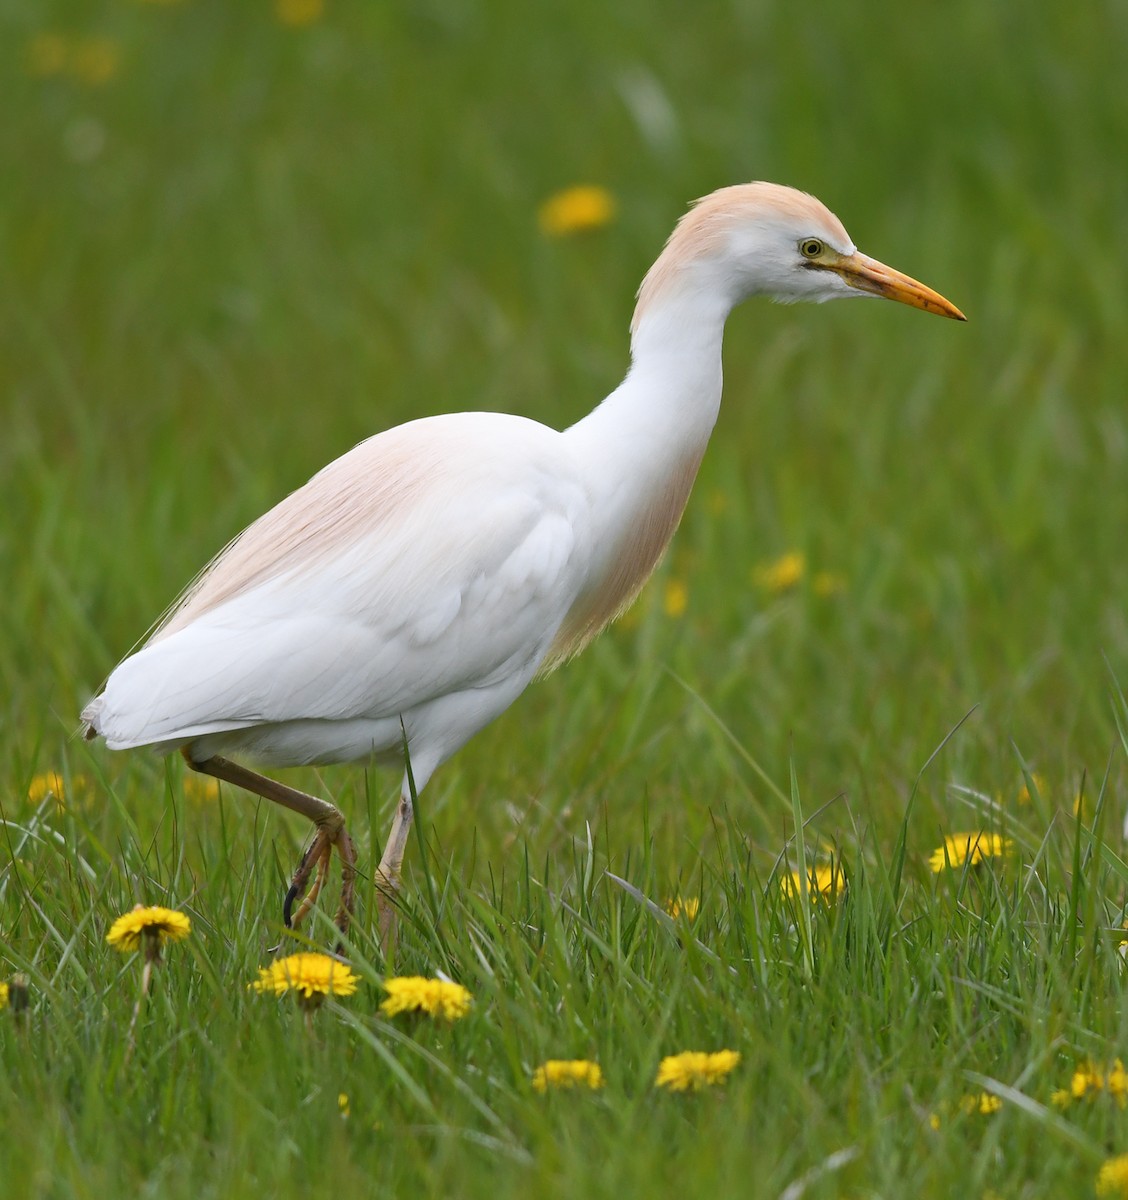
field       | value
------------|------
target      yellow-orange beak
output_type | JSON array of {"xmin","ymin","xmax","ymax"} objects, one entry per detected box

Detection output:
[{"xmin": 827, "ymin": 251, "xmax": 966, "ymax": 320}]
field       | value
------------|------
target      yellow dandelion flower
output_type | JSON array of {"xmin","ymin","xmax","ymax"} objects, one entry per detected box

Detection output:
[
  {"xmin": 931, "ymin": 1091, "xmax": 1003, "ymax": 1126},
  {"xmin": 928, "ymin": 832, "xmax": 1012, "ymax": 873},
  {"xmin": 1073, "ymin": 1062, "xmax": 1103, "ymax": 1100},
  {"xmin": 70, "ymin": 37, "xmax": 121, "ymax": 86},
  {"xmin": 752, "ymin": 551, "xmax": 805, "ymax": 594},
  {"xmin": 812, "ymin": 570, "xmax": 846, "ymax": 597},
  {"xmin": 537, "ymin": 185, "xmax": 616, "ymax": 237},
  {"xmin": 338, "ymin": 1093, "xmax": 350, "ymax": 1117},
  {"xmin": 25, "ymin": 33, "xmax": 68, "ymax": 77},
  {"xmin": 958, "ymin": 1091, "xmax": 1003, "ymax": 1115},
  {"xmin": 112, "ymin": 911, "xmax": 189, "ymax": 1058},
  {"xmin": 655, "ymin": 1049, "xmax": 741, "ymax": 1092},
  {"xmin": 665, "ymin": 896, "xmax": 700, "ymax": 921},
  {"xmin": 532, "ymin": 1060, "xmax": 604, "ymax": 1092},
  {"xmin": 1109, "ymin": 1060, "xmax": 1128, "ymax": 1106},
  {"xmin": 380, "ymin": 976, "xmax": 472, "ymax": 1021},
  {"xmin": 662, "ymin": 578, "xmax": 688, "ymax": 618},
  {"xmin": 1050, "ymin": 1060, "xmax": 1128, "ymax": 1109},
  {"xmin": 28, "ymin": 771, "xmax": 66, "ymax": 804},
  {"xmin": 780, "ymin": 861, "xmax": 846, "ymax": 902},
  {"xmin": 27, "ymin": 771, "xmax": 90, "ymax": 812},
  {"xmin": 0, "ymin": 982, "xmax": 8, "ymax": 1011},
  {"xmin": 1098, "ymin": 1155, "xmax": 1128, "ymax": 1198},
  {"xmin": 252, "ymin": 953, "xmax": 359, "ymax": 1007},
  {"xmin": 1058, "ymin": 1060, "xmax": 1128, "ymax": 1109},
  {"xmin": 106, "ymin": 906, "xmax": 192, "ymax": 953},
  {"xmin": 183, "ymin": 775, "xmax": 220, "ymax": 803},
  {"xmin": 1016, "ymin": 772, "xmax": 1045, "ymax": 805},
  {"xmin": 276, "ymin": 0, "xmax": 325, "ymax": 26}
]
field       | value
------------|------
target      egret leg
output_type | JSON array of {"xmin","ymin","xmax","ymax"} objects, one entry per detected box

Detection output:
[
  {"xmin": 375, "ymin": 792, "xmax": 414, "ymax": 954},
  {"xmin": 182, "ymin": 750, "xmax": 357, "ymax": 938},
  {"xmin": 284, "ymin": 835, "xmax": 332, "ymax": 928}
]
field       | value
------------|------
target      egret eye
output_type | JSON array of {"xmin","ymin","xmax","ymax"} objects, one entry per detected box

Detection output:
[{"xmin": 799, "ymin": 238, "xmax": 825, "ymax": 260}]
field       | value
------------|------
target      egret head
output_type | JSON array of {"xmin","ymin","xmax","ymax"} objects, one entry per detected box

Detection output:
[{"xmin": 633, "ymin": 182, "xmax": 965, "ymax": 333}]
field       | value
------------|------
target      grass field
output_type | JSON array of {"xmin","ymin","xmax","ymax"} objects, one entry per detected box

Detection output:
[{"xmin": 4, "ymin": 1, "xmax": 1128, "ymax": 1196}]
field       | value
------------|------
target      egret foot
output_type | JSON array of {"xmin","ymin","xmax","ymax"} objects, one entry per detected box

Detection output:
[
  {"xmin": 284, "ymin": 817, "xmax": 358, "ymax": 938},
  {"xmin": 284, "ymin": 835, "xmax": 330, "ymax": 930},
  {"xmin": 183, "ymin": 750, "xmax": 358, "ymax": 941}
]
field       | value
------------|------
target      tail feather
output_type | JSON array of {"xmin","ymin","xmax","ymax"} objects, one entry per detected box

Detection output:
[
  {"xmin": 79, "ymin": 635, "xmax": 267, "ymax": 751},
  {"xmin": 80, "ymin": 695, "xmax": 103, "ymax": 742}
]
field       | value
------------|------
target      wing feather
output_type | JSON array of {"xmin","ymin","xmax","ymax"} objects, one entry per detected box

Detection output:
[{"xmin": 85, "ymin": 413, "xmax": 589, "ymax": 750}]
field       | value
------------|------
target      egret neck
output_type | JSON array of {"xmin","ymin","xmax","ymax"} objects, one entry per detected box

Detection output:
[{"xmin": 556, "ymin": 268, "xmax": 733, "ymax": 659}]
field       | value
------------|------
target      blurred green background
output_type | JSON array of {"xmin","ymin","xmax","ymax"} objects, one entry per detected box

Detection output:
[{"xmin": 2, "ymin": 2, "xmax": 1128, "ymax": 1193}]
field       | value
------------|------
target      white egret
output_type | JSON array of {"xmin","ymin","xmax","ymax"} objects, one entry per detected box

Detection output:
[{"xmin": 82, "ymin": 182, "xmax": 964, "ymax": 943}]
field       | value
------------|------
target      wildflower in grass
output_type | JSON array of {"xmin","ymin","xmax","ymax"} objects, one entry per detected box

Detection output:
[
  {"xmin": 1052, "ymin": 1059, "xmax": 1128, "ymax": 1109},
  {"xmin": 24, "ymin": 32, "xmax": 121, "ymax": 88},
  {"xmin": 1104, "ymin": 1060, "xmax": 1123, "ymax": 1104},
  {"xmin": 929, "ymin": 1091, "xmax": 1003, "ymax": 1128},
  {"xmin": 26, "ymin": 770, "xmax": 63, "ymax": 803},
  {"xmin": 532, "ymin": 1060, "xmax": 604, "ymax": 1092},
  {"xmin": 253, "ymin": 953, "xmax": 359, "ymax": 1011},
  {"xmin": 752, "ymin": 551, "xmax": 805, "ymax": 594},
  {"xmin": 1097, "ymin": 1155, "xmax": 1128, "ymax": 1198},
  {"xmin": 665, "ymin": 895, "xmax": 700, "ymax": 921},
  {"xmin": 537, "ymin": 186, "xmax": 616, "ymax": 237},
  {"xmin": 25, "ymin": 33, "xmax": 68, "ymax": 77},
  {"xmin": 1015, "ymin": 773, "xmax": 1045, "ymax": 805},
  {"xmin": 780, "ymin": 861, "xmax": 846, "ymax": 903},
  {"xmin": 663, "ymin": 578, "xmax": 688, "ymax": 618},
  {"xmin": 380, "ymin": 976, "xmax": 472, "ymax": 1021},
  {"xmin": 338, "ymin": 1093, "xmax": 350, "ymax": 1118},
  {"xmin": 928, "ymin": 832, "xmax": 1012, "ymax": 873},
  {"xmin": 655, "ymin": 1049, "xmax": 741, "ymax": 1092},
  {"xmin": 0, "ymin": 982, "xmax": 7, "ymax": 1011},
  {"xmin": 69, "ymin": 37, "xmax": 121, "ymax": 86},
  {"xmin": 26, "ymin": 770, "xmax": 88, "ymax": 810},
  {"xmin": 107, "ymin": 906, "xmax": 192, "ymax": 955},
  {"xmin": 183, "ymin": 774, "xmax": 220, "ymax": 803},
  {"xmin": 276, "ymin": 0, "xmax": 325, "ymax": 26},
  {"xmin": 108, "ymin": 906, "xmax": 191, "ymax": 1061}
]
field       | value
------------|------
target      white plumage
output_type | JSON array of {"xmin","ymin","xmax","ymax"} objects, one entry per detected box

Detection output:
[
  {"xmin": 83, "ymin": 182, "xmax": 964, "ymax": 944},
  {"xmin": 89, "ymin": 415, "xmax": 587, "ymax": 782}
]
